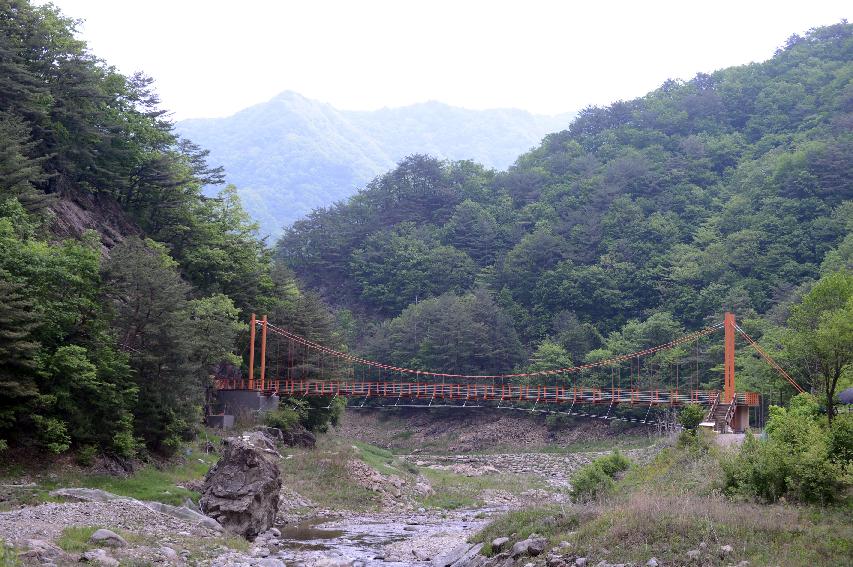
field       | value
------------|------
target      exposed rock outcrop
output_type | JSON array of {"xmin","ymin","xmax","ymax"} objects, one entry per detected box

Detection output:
[
  {"xmin": 254, "ymin": 424, "xmax": 317, "ymax": 448},
  {"xmin": 200, "ymin": 432, "xmax": 282, "ymax": 538}
]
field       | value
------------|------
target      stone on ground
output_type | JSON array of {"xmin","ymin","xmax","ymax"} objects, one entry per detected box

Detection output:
[
  {"xmin": 199, "ymin": 432, "xmax": 282, "ymax": 538},
  {"xmin": 81, "ymin": 549, "xmax": 119, "ymax": 566},
  {"xmin": 491, "ymin": 537, "xmax": 509, "ymax": 552},
  {"xmin": 89, "ymin": 529, "xmax": 127, "ymax": 547}
]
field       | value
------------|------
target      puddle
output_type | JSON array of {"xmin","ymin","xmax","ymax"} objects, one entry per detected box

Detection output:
[{"xmin": 281, "ymin": 520, "xmax": 345, "ymax": 541}]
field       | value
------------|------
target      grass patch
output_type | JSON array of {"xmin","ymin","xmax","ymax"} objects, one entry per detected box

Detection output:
[
  {"xmin": 474, "ymin": 438, "xmax": 853, "ymax": 566},
  {"xmin": 278, "ymin": 438, "xmax": 385, "ymax": 511},
  {"xmin": 75, "ymin": 445, "xmax": 218, "ymax": 505},
  {"xmin": 472, "ymin": 506, "xmax": 587, "ymax": 555},
  {"xmin": 0, "ymin": 439, "xmax": 218, "ymax": 507},
  {"xmin": 351, "ymin": 441, "xmax": 396, "ymax": 472},
  {"xmin": 56, "ymin": 526, "xmax": 99, "ymax": 552},
  {"xmin": 420, "ymin": 469, "xmax": 548, "ymax": 510}
]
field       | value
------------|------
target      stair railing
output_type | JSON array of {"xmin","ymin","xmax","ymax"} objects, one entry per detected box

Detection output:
[{"xmin": 723, "ymin": 397, "xmax": 738, "ymax": 433}]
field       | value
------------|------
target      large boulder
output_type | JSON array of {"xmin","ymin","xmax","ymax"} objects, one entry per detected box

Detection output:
[
  {"xmin": 255, "ymin": 424, "xmax": 316, "ymax": 448},
  {"xmin": 200, "ymin": 433, "xmax": 282, "ymax": 538}
]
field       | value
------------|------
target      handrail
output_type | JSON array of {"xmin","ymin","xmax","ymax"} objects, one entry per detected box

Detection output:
[
  {"xmin": 723, "ymin": 397, "xmax": 737, "ymax": 433},
  {"xmin": 705, "ymin": 391, "xmax": 719, "ymax": 423}
]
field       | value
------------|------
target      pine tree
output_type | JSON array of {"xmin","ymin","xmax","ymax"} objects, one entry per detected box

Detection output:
[{"xmin": 0, "ymin": 277, "xmax": 40, "ymax": 440}]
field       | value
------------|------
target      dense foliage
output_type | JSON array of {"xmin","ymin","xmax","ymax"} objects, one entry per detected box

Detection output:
[
  {"xmin": 723, "ymin": 393, "xmax": 851, "ymax": 504},
  {"xmin": 0, "ymin": 0, "xmax": 343, "ymax": 456},
  {"xmin": 177, "ymin": 92, "xmax": 572, "ymax": 235},
  {"xmin": 281, "ymin": 23, "xmax": 853, "ymax": 400}
]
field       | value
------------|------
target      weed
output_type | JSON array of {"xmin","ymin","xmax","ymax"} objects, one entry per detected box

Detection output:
[{"xmin": 56, "ymin": 526, "xmax": 99, "ymax": 552}]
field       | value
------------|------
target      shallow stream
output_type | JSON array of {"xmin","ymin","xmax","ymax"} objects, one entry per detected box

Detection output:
[{"xmin": 278, "ymin": 510, "xmax": 492, "ymax": 567}]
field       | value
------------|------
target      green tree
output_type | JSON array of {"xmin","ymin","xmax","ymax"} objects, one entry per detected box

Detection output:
[
  {"xmin": 0, "ymin": 277, "xmax": 40, "ymax": 444},
  {"xmin": 786, "ymin": 271, "xmax": 853, "ymax": 422}
]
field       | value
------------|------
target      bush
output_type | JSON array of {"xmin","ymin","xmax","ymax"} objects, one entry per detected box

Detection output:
[
  {"xmin": 263, "ymin": 407, "xmax": 300, "ymax": 431},
  {"xmin": 596, "ymin": 450, "xmax": 631, "ymax": 476},
  {"xmin": 75, "ymin": 445, "xmax": 98, "ymax": 467},
  {"xmin": 32, "ymin": 415, "xmax": 70, "ymax": 454},
  {"xmin": 678, "ymin": 404, "xmax": 706, "ymax": 431},
  {"xmin": 570, "ymin": 462, "xmax": 615, "ymax": 501},
  {"xmin": 723, "ymin": 395, "xmax": 850, "ymax": 505},
  {"xmin": 828, "ymin": 413, "xmax": 853, "ymax": 464},
  {"xmin": 546, "ymin": 413, "xmax": 572, "ymax": 430},
  {"xmin": 570, "ymin": 451, "xmax": 633, "ymax": 501}
]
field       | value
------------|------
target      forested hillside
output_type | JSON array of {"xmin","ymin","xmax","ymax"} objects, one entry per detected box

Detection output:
[
  {"xmin": 176, "ymin": 92, "xmax": 572, "ymax": 235},
  {"xmin": 280, "ymin": 23, "xmax": 852, "ymax": 391},
  {"xmin": 0, "ymin": 1, "xmax": 342, "ymax": 457}
]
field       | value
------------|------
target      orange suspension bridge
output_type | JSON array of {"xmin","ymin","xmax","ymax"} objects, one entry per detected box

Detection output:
[{"xmin": 212, "ymin": 313, "xmax": 804, "ymax": 431}]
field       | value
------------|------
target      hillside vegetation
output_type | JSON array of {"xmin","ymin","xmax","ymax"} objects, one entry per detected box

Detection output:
[
  {"xmin": 0, "ymin": 0, "xmax": 343, "ymax": 457},
  {"xmin": 280, "ymin": 23, "xmax": 852, "ymax": 399},
  {"xmin": 177, "ymin": 92, "xmax": 572, "ymax": 235}
]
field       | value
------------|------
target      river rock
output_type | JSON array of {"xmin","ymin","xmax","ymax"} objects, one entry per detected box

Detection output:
[
  {"xmin": 89, "ymin": 529, "xmax": 127, "ymax": 547},
  {"xmin": 491, "ymin": 537, "xmax": 509, "ymax": 552},
  {"xmin": 81, "ymin": 549, "xmax": 120, "ymax": 566},
  {"xmin": 434, "ymin": 543, "xmax": 474, "ymax": 567},
  {"xmin": 511, "ymin": 537, "xmax": 547, "ymax": 558},
  {"xmin": 20, "ymin": 539, "xmax": 65, "ymax": 563},
  {"xmin": 48, "ymin": 488, "xmax": 126, "ymax": 502},
  {"xmin": 145, "ymin": 500, "xmax": 224, "ymax": 531},
  {"xmin": 200, "ymin": 433, "xmax": 283, "ymax": 538}
]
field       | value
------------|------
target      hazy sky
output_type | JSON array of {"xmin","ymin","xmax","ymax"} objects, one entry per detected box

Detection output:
[{"xmin": 41, "ymin": 0, "xmax": 850, "ymax": 120}]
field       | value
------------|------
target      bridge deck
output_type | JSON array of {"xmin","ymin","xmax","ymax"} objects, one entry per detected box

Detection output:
[{"xmin": 215, "ymin": 378, "xmax": 760, "ymax": 407}]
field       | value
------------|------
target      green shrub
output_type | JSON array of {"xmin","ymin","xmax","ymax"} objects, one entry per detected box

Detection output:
[
  {"xmin": 263, "ymin": 407, "xmax": 300, "ymax": 431},
  {"xmin": 546, "ymin": 413, "xmax": 572, "ymax": 430},
  {"xmin": 570, "ymin": 451, "xmax": 632, "ymax": 501},
  {"xmin": 571, "ymin": 462, "xmax": 615, "ymax": 501},
  {"xmin": 678, "ymin": 404, "xmax": 706, "ymax": 431},
  {"xmin": 828, "ymin": 413, "xmax": 853, "ymax": 464},
  {"xmin": 723, "ymin": 395, "xmax": 850, "ymax": 505},
  {"xmin": 75, "ymin": 445, "xmax": 98, "ymax": 467},
  {"xmin": 32, "ymin": 415, "xmax": 70, "ymax": 454},
  {"xmin": 596, "ymin": 450, "xmax": 631, "ymax": 476}
]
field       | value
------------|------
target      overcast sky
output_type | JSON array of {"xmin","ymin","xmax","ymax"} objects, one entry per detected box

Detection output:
[{"xmin": 41, "ymin": 0, "xmax": 850, "ymax": 120}]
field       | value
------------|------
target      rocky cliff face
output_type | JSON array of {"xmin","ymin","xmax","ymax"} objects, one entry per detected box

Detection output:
[{"xmin": 48, "ymin": 182, "xmax": 140, "ymax": 254}]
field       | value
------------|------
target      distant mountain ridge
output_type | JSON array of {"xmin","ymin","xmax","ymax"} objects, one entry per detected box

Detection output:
[{"xmin": 176, "ymin": 92, "xmax": 573, "ymax": 235}]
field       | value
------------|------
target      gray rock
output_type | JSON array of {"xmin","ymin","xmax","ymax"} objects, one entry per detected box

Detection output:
[
  {"xmin": 686, "ymin": 549, "xmax": 701, "ymax": 561},
  {"xmin": 80, "ymin": 549, "xmax": 119, "ymax": 566},
  {"xmin": 256, "ymin": 559, "xmax": 286, "ymax": 567},
  {"xmin": 527, "ymin": 538, "xmax": 547, "ymax": 556},
  {"xmin": 434, "ymin": 544, "xmax": 474, "ymax": 567},
  {"xmin": 89, "ymin": 529, "xmax": 127, "ymax": 548},
  {"xmin": 145, "ymin": 500, "xmax": 224, "ymax": 532},
  {"xmin": 48, "ymin": 488, "xmax": 126, "ymax": 502},
  {"xmin": 646, "ymin": 559, "xmax": 659, "ymax": 567},
  {"xmin": 20, "ymin": 539, "xmax": 64, "ymax": 563},
  {"xmin": 698, "ymin": 542, "xmax": 707, "ymax": 550},
  {"xmin": 491, "ymin": 538, "xmax": 509, "ymax": 552},
  {"xmin": 720, "ymin": 544, "xmax": 733, "ymax": 556},
  {"xmin": 413, "ymin": 549, "xmax": 431, "ymax": 561},
  {"xmin": 511, "ymin": 538, "xmax": 547, "ymax": 558},
  {"xmin": 314, "ymin": 558, "xmax": 354, "ymax": 567},
  {"xmin": 251, "ymin": 547, "xmax": 271, "ymax": 558},
  {"xmin": 269, "ymin": 527, "xmax": 281, "ymax": 538},
  {"xmin": 200, "ymin": 434, "xmax": 283, "ymax": 538},
  {"xmin": 449, "ymin": 543, "xmax": 484, "ymax": 567},
  {"xmin": 574, "ymin": 559, "xmax": 587, "ymax": 567}
]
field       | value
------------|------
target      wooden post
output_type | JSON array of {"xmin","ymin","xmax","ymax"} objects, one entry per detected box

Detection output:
[
  {"xmin": 248, "ymin": 313, "xmax": 256, "ymax": 390},
  {"xmin": 724, "ymin": 312, "xmax": 735, "ymax": 404},
  {"xmin": 260, "ymin": 315, "xmax": 268, "ymax": 391}
]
